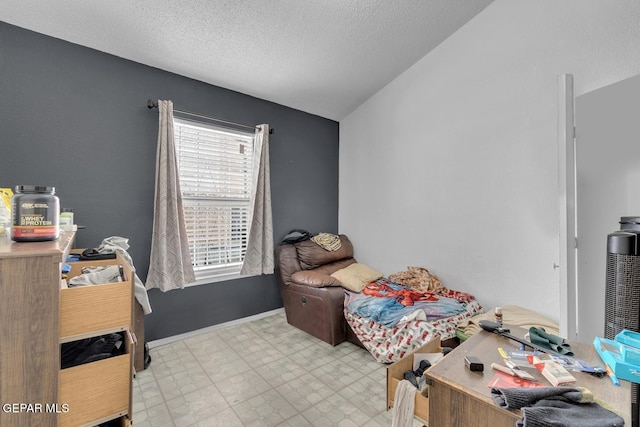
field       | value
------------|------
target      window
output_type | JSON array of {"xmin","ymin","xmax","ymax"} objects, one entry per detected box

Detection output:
[{"xmin": 173, "ymin": 117, "xmax": 255, "ymax": 281}]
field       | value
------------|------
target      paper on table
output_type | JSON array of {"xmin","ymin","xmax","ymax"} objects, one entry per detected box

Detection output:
[{"xmin": 487, "ymin": 371, "xmax": 544, "ymax": 388}]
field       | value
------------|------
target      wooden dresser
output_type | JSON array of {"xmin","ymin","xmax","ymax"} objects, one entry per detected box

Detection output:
[
  {"xmin": 0, "ymin": 232, "xmax": 134, "ymax": 426},
  {"xmin": 425, "ymin": 326, "xmax": 631, "ymax": 427}
]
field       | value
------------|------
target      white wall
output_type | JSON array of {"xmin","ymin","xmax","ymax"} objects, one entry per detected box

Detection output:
[{"xmin": 339, "ymin": 0, "xmax": 640, "ymax": 323}]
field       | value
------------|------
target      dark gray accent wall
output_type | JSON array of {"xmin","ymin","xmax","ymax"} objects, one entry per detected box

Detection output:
[{"xmin": 0, "ymin": 22, "xmax": 339, "ymax": 341}]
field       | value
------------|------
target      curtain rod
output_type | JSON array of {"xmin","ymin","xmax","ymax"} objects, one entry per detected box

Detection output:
[{"xmin": 147, "ymin": 99, "xmax": 274, "ymax": 134}]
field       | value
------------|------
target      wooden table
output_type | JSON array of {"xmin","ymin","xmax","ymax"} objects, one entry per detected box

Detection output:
[{"xmin": 425, "ymin": 326, "xmax": 631, "ymax": 427}]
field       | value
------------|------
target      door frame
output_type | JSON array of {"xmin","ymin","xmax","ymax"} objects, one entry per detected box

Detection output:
[{"xmin": 558, "ymin": 73, "xmax": 578, "ymax": 340}]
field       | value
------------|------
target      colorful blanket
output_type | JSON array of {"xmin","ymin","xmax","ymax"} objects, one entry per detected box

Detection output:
[
  {"xmin": 345, "ymin": 278, "xmax": 472, "ymax": 327},
  {"xmin": 344, "ymin": 277, "xmax": 483, "ymax": 363}
]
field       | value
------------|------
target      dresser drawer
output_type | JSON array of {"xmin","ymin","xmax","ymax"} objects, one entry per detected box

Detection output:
[
  {"xmin": 386, "ymin": 339, "xmax": 441, "ymax": 425},
  {"xmin": 58, "ymin": 331, "xmax": 133, "ymax": 427},
  {"xmin": 60, "ymin": 253, "xmax": 134, "ymax": 342}
]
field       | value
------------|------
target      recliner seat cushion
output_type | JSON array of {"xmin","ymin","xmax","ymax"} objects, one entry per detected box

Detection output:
[{"xmin": 291, "ymin": 270, "xmax": 342, "ymax": 287}]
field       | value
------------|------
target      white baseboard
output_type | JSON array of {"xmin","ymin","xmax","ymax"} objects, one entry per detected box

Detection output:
[{"xmin": 147, "ymin": 307, "xmax": 285, "ymax": 349}]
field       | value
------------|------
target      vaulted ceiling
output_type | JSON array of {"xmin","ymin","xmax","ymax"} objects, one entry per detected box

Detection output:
[{"xmin": 0, "ymin": 0, "xmax": 494, "ymax": 120}]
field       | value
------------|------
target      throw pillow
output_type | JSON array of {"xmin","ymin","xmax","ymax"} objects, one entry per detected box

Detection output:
[{"xmin": 331, "ymin": 263, "xmax": 383, "ymax": 292}]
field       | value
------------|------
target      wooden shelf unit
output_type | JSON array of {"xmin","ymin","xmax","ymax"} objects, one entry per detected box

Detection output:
[{"xmin": 0, "ymin": 232, "xmax": 135, "ymax": 427}]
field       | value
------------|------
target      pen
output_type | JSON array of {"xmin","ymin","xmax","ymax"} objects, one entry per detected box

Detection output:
[{"xmin": 605, "ymin": 363, "xmax": 620, "ymax": 386}]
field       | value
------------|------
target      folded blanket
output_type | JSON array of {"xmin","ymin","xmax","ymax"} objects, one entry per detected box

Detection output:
[
  {"xmin": 311, "ymin": 232, "xmax": 342, "ymax": 251},
  {"xmin": 457, "ymin": 305, "xmax": 559, "ymax": 339},
  {"xmin": 491, "ymin": 386, "xmax": 624, "ymax": 427}
]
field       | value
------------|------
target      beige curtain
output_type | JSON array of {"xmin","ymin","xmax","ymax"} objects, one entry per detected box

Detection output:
[
  {"xmin": 146, "ymin": 100, "xmax": 196, "ymax": 291},
  {"xmin": 241, "ymin": 124, "xmax": 274, "ymax": 275}
]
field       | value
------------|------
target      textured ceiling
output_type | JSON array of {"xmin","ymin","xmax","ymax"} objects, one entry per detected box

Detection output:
[{"xmin": 0, "ymin": 0, "xmax": 494, "ymax": 120}]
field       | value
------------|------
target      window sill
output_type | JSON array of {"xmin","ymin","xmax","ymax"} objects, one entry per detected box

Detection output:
[{"xmin": 184, "ymin": 271, "xmax": 247, "ymax": 287}]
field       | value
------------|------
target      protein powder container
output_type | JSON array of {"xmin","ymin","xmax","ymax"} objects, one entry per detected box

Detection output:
[{"xmin": 11, "ymin": 185, "xmax": 60, "ymax": 242}]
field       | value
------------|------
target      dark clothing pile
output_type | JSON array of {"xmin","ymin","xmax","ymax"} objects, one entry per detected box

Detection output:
[
  {"xmin": 61, "ymin": 333, "xmax": 125, "ymax": 369},
  {"xmin": 491, "ymin": 386, "xmax": 624, "ymax": 427}
]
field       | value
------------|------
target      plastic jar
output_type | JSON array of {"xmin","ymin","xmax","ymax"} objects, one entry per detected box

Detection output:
[
  {"xmin": 11, "ymin": 185, "xmax": 60, "ymax": 242},
  {"xmin": 494, "ymin": 307, "xmax": 503, "ymax": 327}
]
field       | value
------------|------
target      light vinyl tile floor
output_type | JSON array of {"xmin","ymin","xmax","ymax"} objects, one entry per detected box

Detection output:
[{"xmin": 132, "ymin": 312, "xmax": 423, "ymax": 427}]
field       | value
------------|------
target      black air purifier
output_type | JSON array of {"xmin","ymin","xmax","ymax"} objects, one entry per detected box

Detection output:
[
  {"xmin": 605, "ymin": 216, "xmax": 640, "ymax": 427},
  {"xmin": 605, "ymin": 233, "xmax": 640, "ymax": 338}
]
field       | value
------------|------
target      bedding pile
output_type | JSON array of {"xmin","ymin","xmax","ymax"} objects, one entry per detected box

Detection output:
[{"xmin": 343, "ymin": 267, "xmax": 483, "ymax": 363}]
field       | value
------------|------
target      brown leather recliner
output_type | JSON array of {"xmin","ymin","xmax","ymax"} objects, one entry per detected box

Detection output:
[{"xmin": 276, "ymin": 234, "xmax": 364, "ymax": 347}]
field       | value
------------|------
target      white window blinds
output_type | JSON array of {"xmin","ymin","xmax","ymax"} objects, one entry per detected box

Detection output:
[{"xmin": 174, "ymin": 117, "xmax": 255, "ymax": 278}]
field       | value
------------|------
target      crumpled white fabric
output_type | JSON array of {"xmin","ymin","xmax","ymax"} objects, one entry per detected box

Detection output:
[
  {"xmin": 68, "ymin": 265, "xmax": 123, "ymax": 287},
  {"xmin": 392, "ymin": 379, "xmax": 416, "ymax": 427},
  {"xmin": 95, "ymin": 236, "xmax": 152, "ymax": 314}
]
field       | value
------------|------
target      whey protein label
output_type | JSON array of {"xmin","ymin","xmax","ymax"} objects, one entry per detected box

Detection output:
[{"xmin": 11, "ymin": 185, "xmax": 59, "ymax": 241}]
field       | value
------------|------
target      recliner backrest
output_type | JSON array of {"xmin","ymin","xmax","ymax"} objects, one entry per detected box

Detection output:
[{"xmin": 275, "ymin": 234, "xmax": 355, "ymax": 287}]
